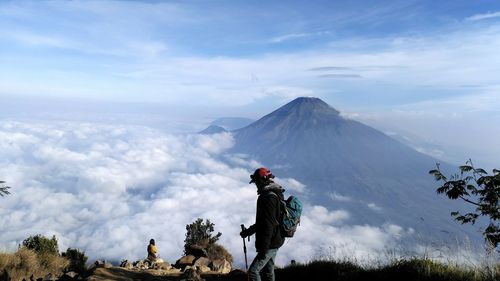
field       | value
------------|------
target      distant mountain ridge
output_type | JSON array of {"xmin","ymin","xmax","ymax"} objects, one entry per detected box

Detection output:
[
  {"xmin": 199, "ymin": 125, "xmax": 227, "ymax": 134},
  {"xmin": 210, "ymin": 117, "xmax": 255, "ymax": 131},
  {"xmin": 229, "ymin": 97, "xmax": 479, "ymax": 243}
]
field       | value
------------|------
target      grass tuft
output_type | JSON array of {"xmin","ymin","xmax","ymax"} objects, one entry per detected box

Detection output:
[{"xmin": 0, "ymin": 248, "xmax": 68, "ymax": 280}]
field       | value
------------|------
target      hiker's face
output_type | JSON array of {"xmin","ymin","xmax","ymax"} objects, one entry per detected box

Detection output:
[{"xmin": 255, "ymin": 179, "xmax": 267, "ymax": 189}]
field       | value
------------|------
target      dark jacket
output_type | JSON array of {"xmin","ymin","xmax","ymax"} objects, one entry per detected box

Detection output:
[{"xmin": 247, "ymin": 181, "xmax": 285, "ymax": 253}]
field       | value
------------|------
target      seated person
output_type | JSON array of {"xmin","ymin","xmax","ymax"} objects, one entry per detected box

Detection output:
[{"xmin": 147, "ymin": 239, "xmax": 158, "ymax": 262}]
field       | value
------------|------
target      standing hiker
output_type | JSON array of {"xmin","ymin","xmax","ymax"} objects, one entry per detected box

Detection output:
[
  {"xmin": 147, "ymin": 238, "xmax": 158, "ymax": 262},
  {"xmin": 240, "ymin": 167, "xmax": 285, "ymax": 281}
]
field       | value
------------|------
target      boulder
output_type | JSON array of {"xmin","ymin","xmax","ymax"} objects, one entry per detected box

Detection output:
[
  {"xmin": 58, "ymin": 272, "xmax": 78, "ymax": 281},
  {"xmin": 94, "ymin": 260, "xmax": 112, "ymax": 269},
  {"xmin": 120, "ymin": 260, "xmax": 133, "ymax": 270},
  {"xmin": 210, "ymin": 259, "xmax": 231, "ymax": 274},
  {"xmin": 228, "ymin": 269, "xmax": 247, "ymax": 277},
  {"xmin": 197, "ymin": 265, "xmax": 211, "ymax": 273},
  {"xmin": 193, "ymin": 257, "xmax": 211, "ymax": 268},
  {"xmin": 176, "ymin": 255, "xmax": 196, "ymax": 267},
  {"xmin": 184, "ymin": 244, "xmax": 208, "ymax": 257},
  {"xmin": 64, "ymin": 272, "xmax": 78, "ymax": 278},
  {"xmin": 153, "ymin": 261, "xmax": 171, "ymax": 270},
  {"xmin": 43, "ymin": 273, "xmax": 57, "ymax": 281},
  {"xmin": 167, "ymin": 267, "xmax": 182, "ymax": 273},
  {"xmin": 182, "ymin": 267, "xmax": 204, "ymax": 281},
  {"xmin": 133, "ymin": 260, "xmax": 149, "ymax": 270}
]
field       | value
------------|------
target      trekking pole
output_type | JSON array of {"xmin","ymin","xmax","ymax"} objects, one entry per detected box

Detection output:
[
  {"xmin": 240, "ymin": 224, "xmax": 249, "ymax": 271},
  {"xmin": 241, "ymin": 224, "xmax": 250, "ymax": 281}
]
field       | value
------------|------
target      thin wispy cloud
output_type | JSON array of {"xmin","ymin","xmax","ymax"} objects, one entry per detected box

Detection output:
[
  {"xmin": 466, "ymin": 11, "xmax": 500, "ymax": 21},
  {"xmin": 317, "ymin": 74, "xmax": 363, "ymax": 79},
  {"xmin": 270, "ymin": 31, "xmax": 331, "ymax": 43},
  {"xmin": 309, "ymin": 66, "xmax": 353, "ymax": 71}
]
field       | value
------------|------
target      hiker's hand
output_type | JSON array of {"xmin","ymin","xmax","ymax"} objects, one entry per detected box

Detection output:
[{"xmin": 240, "ymin": 228, "xmax": 251, "ymax": 238}]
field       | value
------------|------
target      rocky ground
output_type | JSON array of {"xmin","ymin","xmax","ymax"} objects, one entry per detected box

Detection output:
[
  {"xmin": 78, "ymin": 248, "xmax": 244, "ymax": 281},
  {"xmin": 85, "ymin": 267, "xmax": 247, "ymax": 281}
]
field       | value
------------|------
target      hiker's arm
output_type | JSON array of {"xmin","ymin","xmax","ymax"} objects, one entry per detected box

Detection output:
[
  {"xmin": 240, "ymin": 224, "xmax": 256, "ymax": 238},
  {"xmin": 256, "ymin": 194, "xmax": 279, "ymax": 253}
]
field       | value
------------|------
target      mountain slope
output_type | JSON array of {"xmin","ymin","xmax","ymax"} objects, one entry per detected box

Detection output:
[
  {"xmin": 199, "ymin": 125, "xmax": 228, "ymax": 134},
  {"xmin": 230, "ymin": 97, "xmax": 479, "ymax": 242}
]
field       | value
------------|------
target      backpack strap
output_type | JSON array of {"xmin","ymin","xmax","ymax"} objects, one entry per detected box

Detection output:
[{"xmin": 264, "ymin": 191, "xmax": 284, "ymax": 226}]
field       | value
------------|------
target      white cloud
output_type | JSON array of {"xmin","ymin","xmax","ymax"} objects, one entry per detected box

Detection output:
[
  {"xmin": 367, "ymin": 203, "xmax": 382, "ymax": 212},
  {"xmin": 270, "ymin": 31, "xmax": 331, "ymax": 43},
  {"xmin": 278, "ymin": 178, "xmax": 306, "ymax": 193},
  {"xmin": 0, "ymin": 120, "xmax": 415, "ymax": 267},
  {"xmin": 466, "ymin": 11, "xmax": 500, "ymax": 21},
  {"xmin": 328, "ymin": 192, "xmax": 352, "ymax": 202}
]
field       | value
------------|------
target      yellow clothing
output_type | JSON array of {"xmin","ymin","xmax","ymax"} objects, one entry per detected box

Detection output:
[{"xmin": 147, "ymin": 244, "xmax": 158, "ymax": 260}]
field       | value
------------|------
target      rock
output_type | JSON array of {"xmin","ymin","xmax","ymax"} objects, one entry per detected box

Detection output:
[
  {"xmin": 210, "ymin": 259, "xmax": 231, "ymax": 274},
  {"xmin": 197, "ymin": 265, "xmax": 211, "ymax": 273},
  {"xmin": 176, "ymin": 255, "xmax": 196, "ymax": 266},
  {"xmin": 94, "ymin": 260, "xmax": 112, "ymax": 268},
  {"xmin": 58, "ymin": 272, "xmax": 78, "ymax": 281},
  {"xmin": 182, "ymin": 267, "xmax": 204, "ymax": 281},
  {"xmin": 228, "ymin": 269, "xmax": 247, "ymax": 276},
  {"xmin": 154, "ymin": 261, "xmax": 171, "ymax": 270},
  {"xmin": 65, "ymin": 272, "xmax": 78, "ymax": 278},
  {"xmin": 133, "ymin": 260, "xmax": 149, "ymax": 270},
  {"xmin": 120, "ymin": 260, "xmax": 133, "ymax": 269},
  {"xmin": 167, "ymin": 267, "xmax": 182, "ymax": 273},
  {"xmin": 43, "ymin": 273, "xmax": 57, "ymax": 281},
  {"xmin": 193, "ymin": 257, "xmax": 211, "ymax": 268},
  {"xmin": 184, "ymin": 244, "xmax": 208, "ymax": 258}
]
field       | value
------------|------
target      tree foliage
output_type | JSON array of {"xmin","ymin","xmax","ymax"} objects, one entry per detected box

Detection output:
[
  {"xmin": 0, "ymin": 180, "xmax": 10, "ymax": 197},
  {"xmin": 429, "ymin": 160, "xmax": 500, "ymax": 249},
  {"xmin": 61, "ymin": 248, "xmax": 88, "ymax": 274},
  {"xmin": 184, "ymin": 218, "xmax": 222, "ymax": 254},
  {"xmin": 22, "ymin": 234, "xmax": 60, "ymax": 256}
]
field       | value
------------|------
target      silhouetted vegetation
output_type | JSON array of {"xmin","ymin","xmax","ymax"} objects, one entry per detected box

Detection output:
[
  {"xmin": 184, "ymin": 218, "xmax": 222, "ymax": 254},
  {"xmin": 183, "ymin": 218, "xmax": 232, "ymax": 263},
  {"xmin": 275, "ymin": 258, "xmax": 499, "ymax": 281},
  {"xmin": 1, "ymin": 238, "xmax": 68, "ymax": 280},
  {"xmin": 22, "ymin": 234, "xmax": 59, "ymax": 256},
  {"xmin": 207, "ymin": 243, "xmax": 233, "ymax": 264},
  {"xmin": 0, "ymin": 180, "xmax": 10, "ymax": 197},
  {"xmin": 61, "ymin": 248, "xmax": 88, "ymax": 274},
  {"xmin": 430, "ymin": 160, "xmax": 500, "ymax": 250}
]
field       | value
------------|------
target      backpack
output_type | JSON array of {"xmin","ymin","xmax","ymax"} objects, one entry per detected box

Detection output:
[{"xmin": 269, "ymin": 192, "xmax": 303, "ymax": 238}]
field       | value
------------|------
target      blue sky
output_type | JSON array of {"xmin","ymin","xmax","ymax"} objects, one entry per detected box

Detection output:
[{"xmin": 1, "ymin": 0, "xmax": 500, "ymax": 167}]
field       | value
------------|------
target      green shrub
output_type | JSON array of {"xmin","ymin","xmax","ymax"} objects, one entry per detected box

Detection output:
[
  {"xmin": 274, "ymin": 258, "xmax": 499, "ymax": 281},
  {"xmin": 0, "ymin": 180, "xmax": 10, "ymax": 197},
  {"xmin": 61, "ymin": 248, "xmax": 88, "ymax": 274},
  {"xmin": 207, "ymin": 243, "xmax": 233, "ymax": 263},
  {"xmin": 0, "ymin": 248, "xmax": 68, "ymax": 280},
  {"xmin": 22, "ymin": 234, "xmax": 59, "ymax": 256},
  {"xmin": 184, "ymin": 218, "xmax": 222, "ymax": 254}
]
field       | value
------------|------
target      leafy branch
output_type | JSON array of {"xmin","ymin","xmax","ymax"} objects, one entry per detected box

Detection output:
[
  {"xmin": 429, "ymin": 160, "xmax": 500, "ymax": 249},
  {"xmin": 0, "ymin": 180, "xmax": 11, "ymax": 197}
]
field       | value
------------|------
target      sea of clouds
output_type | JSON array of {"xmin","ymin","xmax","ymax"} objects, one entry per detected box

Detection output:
[{"xmin": 0, "ymin": 120, "xmax": 416, "ymax": 266}]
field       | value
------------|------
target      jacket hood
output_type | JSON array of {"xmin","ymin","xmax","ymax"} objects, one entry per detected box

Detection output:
[{"xmin": 257, "ymin": 181, "xmax": 285, "ymax": 195}]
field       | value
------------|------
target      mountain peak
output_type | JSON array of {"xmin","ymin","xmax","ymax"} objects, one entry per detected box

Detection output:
[
  {"xmin": 198, "ymin": 125, "xmax": 227, "ymax": 134},
  {"xmin": 270, "ymin": 97, "xmax": 340, "ymax": 118}
]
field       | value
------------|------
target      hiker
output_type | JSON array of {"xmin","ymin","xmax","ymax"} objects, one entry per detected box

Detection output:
[
  {"xmin": 147, "ymin": 238, "xmax": 158, "ymax": 262},
  {"xmin": 240, "ymin": 167, "xmax": 285, "ymax": 281}
]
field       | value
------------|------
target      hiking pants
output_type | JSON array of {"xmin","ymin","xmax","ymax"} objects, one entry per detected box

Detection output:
[{"xmin": 248, "ymin": 248, "xmax": 278, "ymax": 281}]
